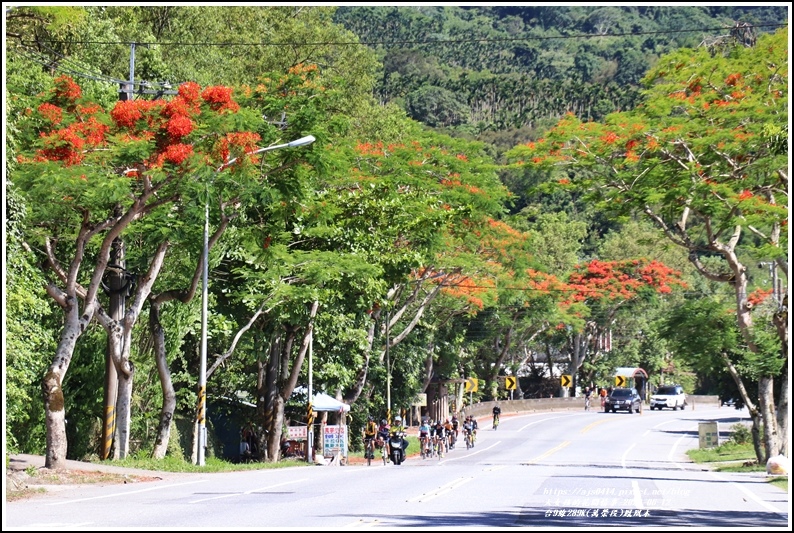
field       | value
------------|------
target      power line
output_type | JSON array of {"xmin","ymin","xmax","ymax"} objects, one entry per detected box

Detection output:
[{"xmin": 17, "ymin": 23, "xmax": 787, "ymax": 48}]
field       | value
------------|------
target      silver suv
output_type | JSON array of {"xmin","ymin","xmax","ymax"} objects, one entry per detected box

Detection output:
[{"xmin": 650, "ymin": 385, "xmax": 686, "ymax": 410}]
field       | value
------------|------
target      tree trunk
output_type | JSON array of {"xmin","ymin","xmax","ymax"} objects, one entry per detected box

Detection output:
[
  {"xmin": 43, "ymin": 369, "xmax": 68, "ymax": 470},
  {"xmin": 150, "ymin": 302, "xmax": 176, "ymax": 459},
  {"xmin": 115, "ymin": 364, "xmax": 134, "ymax": 458}
]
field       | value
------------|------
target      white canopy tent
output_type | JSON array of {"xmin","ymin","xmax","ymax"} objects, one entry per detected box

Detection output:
[
  {"xmin": 292, "ymin": 387, "xmax": 350, "ymax": 412},
  {"xmin": 312, "ymin": 391, "xmax": 351, "ymax": 412}
]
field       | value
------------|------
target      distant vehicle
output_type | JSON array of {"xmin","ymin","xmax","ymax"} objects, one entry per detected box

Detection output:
[
  {"xmin": 605, "ymin": 387, "xmax": 642, "ymax": 413},
  {"xmin": 721, "ymin": 396, "xmax": 744, "ymax": 409},
  {"xmin": 650, "ymin": 385, "xmax": 687, "ymax": 411}
]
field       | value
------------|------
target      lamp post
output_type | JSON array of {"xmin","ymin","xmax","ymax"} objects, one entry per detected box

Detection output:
[
  {"xmin": 386, "ymin": 308, "xmax": 391, "ymax": 423},
  {"xmin": 196, "ymin": 134, "xmax": 315, "ymax": 466}
]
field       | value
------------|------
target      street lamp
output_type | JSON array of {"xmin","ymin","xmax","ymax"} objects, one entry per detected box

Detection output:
[{"xmin": 197, "ymin": 134, "xmax": 315, "ymax": 466}]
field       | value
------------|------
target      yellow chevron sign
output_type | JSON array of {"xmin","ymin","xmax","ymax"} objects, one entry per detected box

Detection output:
[
  {"xmin": 561, "ymin": 375, "xmax": 572, "ymax": 387},
  {"xmin": 505, "ymin": 376, "xmax": 517, "ymax": 390},
  {"xmin": 464, "ymin": 377, "xmax": 479, "ymax": 393},
  {"xmin": 615, "ymin": 375, "xmax": 627, "ymax": 387}
]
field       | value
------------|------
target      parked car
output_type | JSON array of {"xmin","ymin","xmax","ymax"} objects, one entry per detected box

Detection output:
[
  {"xmin": 650, "ymin": 385, "xmax": 687, "ymax": 411},
  {"xmin": 605, "ymin": 387, "xmax": 642, "ymax": 413}
]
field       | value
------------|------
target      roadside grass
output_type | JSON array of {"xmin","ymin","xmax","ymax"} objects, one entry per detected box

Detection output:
[
  {"xmin": 687, "ymin": 441, "xmax": 788, "ymax": 492},
  {"xmin": 108, "ymin": 454, "xmax": 310, "ymax": 473}
]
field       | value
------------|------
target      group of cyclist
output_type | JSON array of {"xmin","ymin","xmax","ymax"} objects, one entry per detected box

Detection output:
[
  {"xmin": 418, "ymin": 417, "xmax": 459, "ymax": 457},
  {"xmin": 363, "ymin": 412, "xmax": 485, "ymax": 459}
]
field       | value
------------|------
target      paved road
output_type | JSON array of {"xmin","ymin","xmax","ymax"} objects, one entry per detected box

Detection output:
[{"xmin": 5, "ymin": 406, "xmax": 789, "ymax": 529}]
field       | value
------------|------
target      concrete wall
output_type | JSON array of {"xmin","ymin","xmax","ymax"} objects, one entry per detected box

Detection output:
[{"xmin": 460, "ymin": 395, "xmax": 720, "ymax": 420}]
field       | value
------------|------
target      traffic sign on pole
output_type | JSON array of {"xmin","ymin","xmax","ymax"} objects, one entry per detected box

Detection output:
[
  {"xmin": 561, "ymin": 375, "xmax": 572, "ymax": 387},
  {"xmin": 615, "ymin": 375, "xmax": 627, "ymax": 387},
  {"xmin": 505, "ymin": 376, "xmax": 517, "ymax": 390},
  {"xmin": 464, "ymin": 377, "xmax": 479, "ymax": 393}
]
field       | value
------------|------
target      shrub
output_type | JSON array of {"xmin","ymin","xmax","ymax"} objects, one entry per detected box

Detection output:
[{"xmin": 729, "ymin": 422, "xmax": 752, "ymax": 445}]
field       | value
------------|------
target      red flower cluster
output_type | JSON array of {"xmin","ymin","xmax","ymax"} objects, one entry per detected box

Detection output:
[
  {"xmin": 111, "ymin": 100, "xmax": 145, "ymax": 129},
  {"xmin": 38, "ymin": 102, "xmax": 63, "ymax": 124},
  {"xmin": 215, "ymin": 131, "xmax": 263, "ymax": 166},
  {"xmin": 178, "ymin": 81, "xmax": 201, "ymax": 103},
  {"xmin": 161, "ymin": 143, "xmax": 194, "ymax": 165},
  {"xmin": 201, "ymin": 86, "xmax": 239, "ymax": 112},
  {"xmin": 37, "ymin": 127, "xmax": 86, "ymax": 166},
  {"xmin": 738, "ymin": 189, "xmax": 754, "ymax": 201},
  {"xmin": 166, "ymin": 114, "xmax": 194, "ymax": 138},
  {"xmin": 53, "ymin": 75, "xmax": 81, "ymax": 103}
]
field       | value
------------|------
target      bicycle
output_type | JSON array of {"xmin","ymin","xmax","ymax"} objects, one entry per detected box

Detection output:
[
  {"xmin": 364, "ymin": 437, "xmax": 376, "ymax": 466},
  {"xmin": 420, "ymin": 435, "xmax": 430, "ymax": 459},
  {"xmin": 492, "ymin": 414, "xmax": 500, "ymax": 430},
  {"xmin": 464, "ymin": 429, "xmax": 473, "ymax": 449},
  {"xmin": 584, "ymin": 396, "xmax": 591, "ymax": 411},
  {"xmin": 380, "ymin": 438, "xmax": 388, "ymax": 465}
]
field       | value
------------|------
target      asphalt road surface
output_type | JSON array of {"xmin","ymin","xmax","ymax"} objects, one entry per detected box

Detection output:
[{"xmin": 5, "ymin": 405, "xmax": 790, "ymax": 529}]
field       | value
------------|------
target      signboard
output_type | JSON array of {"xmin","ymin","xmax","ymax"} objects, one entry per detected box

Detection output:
[
  {"xmin": 412, "ymin": 393, "xmax": 427, "ymax": 407},
  {"xmin": 287, "ymin": 426, "xmax": 307, "ymax": 440},
  {"xmin": 464, "ymin": 377, "xmax": 479, "ymax": 392},
  {"xmin": 615, "ymin": 375, "xmax": 627, "ymax": 387},
  {"xmin": 505, "ymin": 376, "xmax": 517, "ymax": 390},
  {"xmin": 698, "ymin": 422, "xmax": 719, "ymax": 449},
  {"xmin": 323, "ymin": 425, "xmax": 348, "ymax": 457},
  {"xmin": 561, "ymin": 375, "xmax": 572, "ymax": 387}
]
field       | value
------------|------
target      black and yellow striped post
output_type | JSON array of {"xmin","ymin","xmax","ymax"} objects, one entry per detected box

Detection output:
[
  {"xmin": 386, "ymin": 409, "xmax": 392, "ymax": 425},
  {"xmin": 101, "ymin": 404, "xmax": 116, "ymax": 460},
  {"xmin": 306, "ymin": 402, "xmax": 314, "ymax": 463},
  {"xmin": 196, "ymin": 385, "xmax": 206, "ymax": 426}
]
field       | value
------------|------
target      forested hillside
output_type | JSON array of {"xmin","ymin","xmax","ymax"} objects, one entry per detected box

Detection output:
[
  {"xmin": 332, "ymin": 6, "xmax": 787, "ymax": 148},
  {"xmin": 4, "ymin": 6, "xmax": 787, "ymax": 467}
]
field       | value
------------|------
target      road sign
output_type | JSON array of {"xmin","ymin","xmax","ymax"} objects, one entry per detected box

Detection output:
[
  {"xmin": 561, "ymin": 375, "xmax": 572, "ymax": 387},
  {"xmin": 615, "ymin": 375, "xmax": 627, "ymax": 387},
  {"xmin": 412, "ymin": 393, "xmax": 427, "ymax": 407},
  {"xmin": 505, "ymin": 376, "xmax": 517, "ymax": 390},
  {"xmin": 464, "ymin": 377, "xmax": 479, "ymax": 392}
]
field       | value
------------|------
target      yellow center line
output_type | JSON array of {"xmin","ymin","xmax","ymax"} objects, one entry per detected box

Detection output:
[
  {"xmin": 580, "ymin": 417, "xmax": 619, "ymax": 434},
  {"xmin": 523, "ymin": 441, "xmax": 570, "ymax": 465}
]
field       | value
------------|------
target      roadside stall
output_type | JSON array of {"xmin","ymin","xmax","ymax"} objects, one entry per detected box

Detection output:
[
  {"xmin": 614, "ymin": 367, "xmax": 649, "ymax": 401},
  {"xmin": 312, "ymin": 392, "xmax": 351, "ymax": 464}
]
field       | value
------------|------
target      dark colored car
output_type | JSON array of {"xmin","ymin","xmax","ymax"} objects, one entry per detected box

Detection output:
[{"xmin": 605, "ymin": 387, "xmax": 642, "ymax": 413}]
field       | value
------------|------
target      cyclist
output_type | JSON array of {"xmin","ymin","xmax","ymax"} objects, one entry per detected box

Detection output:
[
  {"xmin": 470, "ymin": 415, "xmax": 479, "ymax": 444},
  {"xmin": 377, "ymin": 418, "xmax": 390, "ymax": 446},
  {"xmin": 443, "ymin": 418, "xmax": 455, "ymax": 449},
  {"xmin": 584, "ymin": 387, "xmax": 592, "ymax": 411},
  {"xmin": 451, "ymin": 415, "xmax": 460, "ymax": 440},
  {"xmin": 433, "ymin": 419, "xmax": 446, "ymax": 455},
  {"xmin": 462, "ymin": 416, "xmax": 474, "ymax": 447},
  {"xmin": 418, "ymin": 419, "xmax": 431, "ymax": 456},
  {"xmin": 363, "ymin": 416, "xmax": 378, "ymax": 459},
  {"xmin": 492, "ymin": 404, "xmax": 501, "ymax": 428}
]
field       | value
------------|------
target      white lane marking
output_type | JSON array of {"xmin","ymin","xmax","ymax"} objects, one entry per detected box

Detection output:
[
  {"xmin": 407, "ymin": 477, "xmax": 474, "ymax": 503},
  {"xmin": 439, "ymin": 442, "xmax": 500, "ymax": 463},
  {"xmin": 46, "ymin": 479, "xmax": 207, "ymax": 506},
  {"xmin": 518, "ymin": 414, "xmax": 577, "ymax": 431},
  {"xmin": 631, "ymin": 479, "xmax": 644, "ymax": 509},
  {"xmin": 707, "ymin": 471, "xmax": 785, "ymax": 514},
  {"xmin": 667, "ymin": 434, "xmax": 688, "ymax": 469},
  {"xmin": 621, "ymin": 442, "xmax": 636, "ymax": 469},
  {"xmin": 189, "ymin": 478, "xmax": 307, "ymax": 503}
]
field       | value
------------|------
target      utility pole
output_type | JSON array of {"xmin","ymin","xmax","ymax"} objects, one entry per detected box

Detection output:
[
  {"xmin": 103, "ymin": 42, "xmax": 176, "ymax": 460},
  {"xmin": 102, "ymin": 38, "xmax": 138, "ymax": 459}
]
